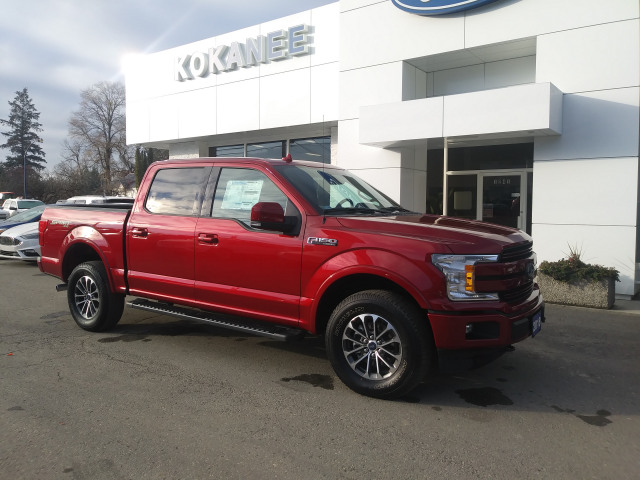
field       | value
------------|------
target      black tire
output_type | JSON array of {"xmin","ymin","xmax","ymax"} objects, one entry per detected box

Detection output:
[
  {"xmin": 67, "ymin": 261, "xmax": 125, "ymax": 332},
  {"xmin": 325, "ymin": 290, "xmax": 434, "ymax": 399}
]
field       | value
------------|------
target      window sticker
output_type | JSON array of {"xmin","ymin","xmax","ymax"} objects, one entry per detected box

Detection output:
[{"xmin": 221, "ymin": 180, "xmax": 264, "ymax": 210}]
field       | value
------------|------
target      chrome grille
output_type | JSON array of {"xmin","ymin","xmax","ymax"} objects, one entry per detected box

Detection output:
[
  {"xmin": 499, "ymin": 241, "xmax": 535, "ymax": 304},
  {"xmin": 499, "ymin": 241, "xmax": 533, "ymax": 262},
  {"xmin": 500, "ymin": 283, "xmax": 534, "ymax": 304}
]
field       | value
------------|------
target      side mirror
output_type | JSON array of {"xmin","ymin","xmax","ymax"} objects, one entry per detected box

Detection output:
[
  {"xmin": 250, "ymin": 202, "xmax": 299, "ymax": 234},
  {"xmin": 251, "ymin": 202, "xmax": 286, "ymax": 231}
]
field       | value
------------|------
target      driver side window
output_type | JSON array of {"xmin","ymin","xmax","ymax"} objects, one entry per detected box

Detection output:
[{"xmin": 212, "ymin": 168, "xmax": 291, "ymax": 226}]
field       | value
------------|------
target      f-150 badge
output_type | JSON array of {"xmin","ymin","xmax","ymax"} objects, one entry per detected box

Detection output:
[
  {"xmin": 307, "ymin": 237, "xmax": 338, "ymax": 246},
  {"xmin": 391, "ymin": 0, "xmax": 501, "ymax": 16}
]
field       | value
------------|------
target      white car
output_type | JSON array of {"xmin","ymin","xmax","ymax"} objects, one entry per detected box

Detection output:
[
  {"xmin": 0, "ymin": 222, "xmax": 40, "ymax": 261},
  {"xmin": 0, "ymin": 200, "xmax": 12, "ymax": 220},
  {"xmin": 0, "ymin": 198, "xmax": 44, "ymax": 220}
]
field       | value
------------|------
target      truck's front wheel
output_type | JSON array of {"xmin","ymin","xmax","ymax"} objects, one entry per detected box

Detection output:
[
  {"xmin": 67, "ymin": 261, "xmax": 124, "ymax": 332},
  {"xmin": 325, "ymin": 290, "xmax": 434, "ymax": 399}
]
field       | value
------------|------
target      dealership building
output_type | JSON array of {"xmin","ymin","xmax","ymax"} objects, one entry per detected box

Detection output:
[{"xmin": 126, "ymin": 0, "xmax": 640, "ymax": 297}]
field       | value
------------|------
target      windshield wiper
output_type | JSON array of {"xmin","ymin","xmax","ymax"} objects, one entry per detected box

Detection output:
[
  {"xmin": 323, "ymin": 207, "xmax": 381, "ymax": 215},
  {"xmin": 377, "ymin": 207, "xmax": 417, "ymax": 214},
  {"xmin": 323, "ymin": 206, "xmax": 418, "ymax": 216}
]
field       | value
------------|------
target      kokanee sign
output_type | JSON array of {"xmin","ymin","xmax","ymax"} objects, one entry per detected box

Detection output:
[
  {"xmin": 391, "ymin": 0, "xmax": 500, "ymax": 15},
  {"xmin": 175, "ymin": 24, "xmax": 311, "ymax": 81}
]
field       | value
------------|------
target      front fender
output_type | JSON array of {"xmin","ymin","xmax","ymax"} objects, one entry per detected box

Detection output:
[{"xmin": 301, "ymin": 248, "xmax": 437, "ymax": 327}]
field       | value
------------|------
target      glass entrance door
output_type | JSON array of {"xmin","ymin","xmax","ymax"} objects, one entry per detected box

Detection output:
[
  {"xmin": 446, "ymin": 171, "xmax": 529, "ymax": 232},
  {"xmin": 480, "ymin": 173, "xmax": 523, "ymax": 230}
]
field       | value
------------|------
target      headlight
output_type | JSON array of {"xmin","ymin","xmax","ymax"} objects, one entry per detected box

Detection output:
[
  {"xmin": 21, "ymin": 233, "xmax": 39, "ymax": 240},
  {"xmin": 431, "ymin": 254, "xmax": 499, "ymax": 301},
  {"xmin": 0, "ymin": 236, "xmax": 20, "ymax": 246}
]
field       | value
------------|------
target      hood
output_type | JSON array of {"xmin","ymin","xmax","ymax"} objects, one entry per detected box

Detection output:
[
  {"xmin": 336, "ymin": 214, "xmax": 530, "ymax": 254},
  {"xmin": 0, "ymin": 221, "xmax": 38, "ymax": 237}
]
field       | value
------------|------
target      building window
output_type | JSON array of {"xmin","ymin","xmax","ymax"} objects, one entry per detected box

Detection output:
[
  {"xmin": 289, "ymin": 136, "xmax": 330, "ymax": 163},
  {"xmin": 447, "ymin": 143, "xmax": 533, "ymax": 171},
  {"xmin": 210, "ymin": 145, "xmax": 244, "ymax": 157},
  {"xmin": 247, "ymin": 141, "xmax": 285, "ymax": 159}
]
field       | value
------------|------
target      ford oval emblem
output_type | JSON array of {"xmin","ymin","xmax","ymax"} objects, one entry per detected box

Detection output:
[
  {"xmin": 526, "ymin": 262, "xmax": 536, "ymax": 280},
  {"xmin": 392, "ymin": 0, "xmax": 501, "ymax": 16}
]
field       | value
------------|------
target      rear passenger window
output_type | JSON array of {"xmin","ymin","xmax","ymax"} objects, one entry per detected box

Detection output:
[
  {"xmin": 145, "ymin": 167, "xmax": 205, "ymax": 215},
  {"xmin": 212, "ymin": 168, "xmax": 290, "ymax": 225}
]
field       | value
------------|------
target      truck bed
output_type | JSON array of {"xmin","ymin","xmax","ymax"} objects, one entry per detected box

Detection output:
[{"xmin": 39, "ymin": 204, "xmax": 132, "ymax": 292}]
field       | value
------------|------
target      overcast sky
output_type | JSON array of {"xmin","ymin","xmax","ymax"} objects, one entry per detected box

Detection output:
[{"xmin": 0, "ymin": 0, "xmax": 335, "ymax": 170}]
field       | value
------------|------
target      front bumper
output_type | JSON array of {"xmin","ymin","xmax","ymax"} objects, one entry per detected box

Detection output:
[
  {"xmin": 0, "ymin": 247, "xmax": 41, "ymax": 261},
  {"xmin": 428, "ymin": 296, "xmax": 545, "ymax": 351},
  {"xmin": 430, "ymin": 297, "xmax": 544, "ymax": 373}
]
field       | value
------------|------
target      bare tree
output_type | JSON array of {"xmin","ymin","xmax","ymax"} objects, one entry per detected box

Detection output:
[
  {"xmin": 51, "ymin": 139, "xmax": 102, "ymax": 197},
  {"xmin": 68, "ymin": 81, "xmax": 132, "ymax": 194}
]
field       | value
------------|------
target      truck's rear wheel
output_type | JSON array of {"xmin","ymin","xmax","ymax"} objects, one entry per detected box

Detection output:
[
  {"xmin": 325, "ymin": 290, "xmax": 433, "ymax": 399},
  {"xmin": 67, "ymin": 261, "xmax": 124, "ymax": 332}
]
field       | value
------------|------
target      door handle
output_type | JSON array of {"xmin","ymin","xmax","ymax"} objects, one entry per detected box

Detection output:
[
  {"xmin": 198, "ymin": 233, "xmax": 219, "ymax": 245},
  {"xmin": 131, "ymin": 227, "xmax": 149, "ymax": 238}
]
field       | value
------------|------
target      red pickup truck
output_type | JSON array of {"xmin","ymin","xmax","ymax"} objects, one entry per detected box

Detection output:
[{"xmin": 38, "ymin": 157, "xmax": 544, "ymax": 398}]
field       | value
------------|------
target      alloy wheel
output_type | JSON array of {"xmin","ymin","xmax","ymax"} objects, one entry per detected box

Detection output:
[
  {"xmin": 74, "ymin": 275, "xmax": 100, "ymax": 320},
  {"xmin": 341, "ymin": 313, "xmax": 403, "ymax": 380}
]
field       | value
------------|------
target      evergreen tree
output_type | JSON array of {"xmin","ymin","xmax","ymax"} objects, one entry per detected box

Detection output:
[
  {"xmin": 147, "ymin": 147, "xmax": 154, "ymax": 172},
  {"xmin": 0, "ymin": 88, "xmax": 46, "ymax": 172},
  {"xmin": 134, "ymin": 147, "xmax": 166, "ymax": 187}
]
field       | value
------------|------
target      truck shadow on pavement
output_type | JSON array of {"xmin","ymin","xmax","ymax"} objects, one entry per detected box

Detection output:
[
  {"xmin": 102, "ymin": 319, "xmax": 258, "ymax": 341},
  {"xmin": 50, "ymin": 303, "xmax": 638, "ymax": 424}
]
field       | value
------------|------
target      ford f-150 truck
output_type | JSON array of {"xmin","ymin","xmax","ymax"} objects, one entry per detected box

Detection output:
[{"xmin": 38, "ymin": 157, "xmax": 544, "ymax": 398}]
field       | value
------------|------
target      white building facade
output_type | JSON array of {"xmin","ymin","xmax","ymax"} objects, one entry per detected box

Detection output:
[{"xmin": 126, "ymin": 0, "xmax": 640, "ymax": 297}]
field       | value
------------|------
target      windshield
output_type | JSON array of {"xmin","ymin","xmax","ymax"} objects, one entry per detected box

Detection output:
[
  {"xmin": 18, "ymin": 200, "xmax": 44, "ymax": 209},
  {"xmin": 0, "ymin": 205, "xmax": 46, "ymax": 224},
  {"xmin": 275, "ymin": 164, "xmax": 412, "ymax": 215}
]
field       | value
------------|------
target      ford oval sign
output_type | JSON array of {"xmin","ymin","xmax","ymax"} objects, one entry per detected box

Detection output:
[{"xmin": 392, "ymin": 0, "xmax": 501, "ymax": 16}]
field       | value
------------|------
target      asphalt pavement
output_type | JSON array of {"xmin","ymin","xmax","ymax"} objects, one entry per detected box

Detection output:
[
  {"xmin": 607, "ymin": 297, "xmax": 640, "ymax": 315},
  {"xmin": 1, "ymin": 260, "xmax": 639, "ymax": 479}
]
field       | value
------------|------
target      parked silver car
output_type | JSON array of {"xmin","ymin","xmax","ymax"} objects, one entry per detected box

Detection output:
[
  {"xmin": 0, "ymin": 204, "xmax": 47, "ymax": 234},
  {"xmin": 0, "ymin": 222, "xmax": 40, "ymax": 261}
]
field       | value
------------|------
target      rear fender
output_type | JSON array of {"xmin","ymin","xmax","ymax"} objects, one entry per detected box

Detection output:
[{"xmin": 60, "ymin": 226, "xmax": 125, "ymax": 293}]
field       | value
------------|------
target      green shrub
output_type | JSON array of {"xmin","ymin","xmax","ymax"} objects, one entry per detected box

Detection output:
[{"xmin": 539, "ymin": 247, "xmax": 619, "ymax": 283}]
